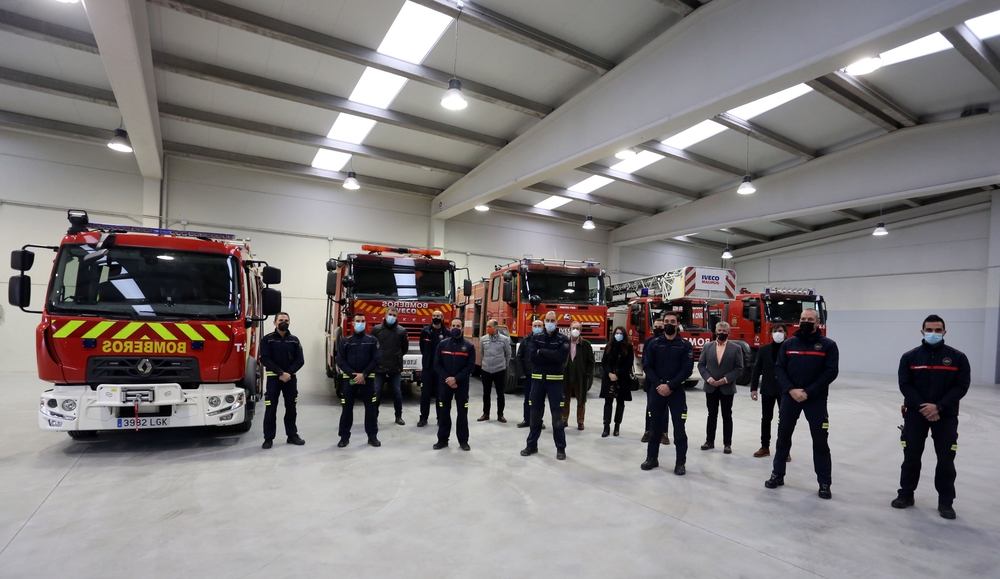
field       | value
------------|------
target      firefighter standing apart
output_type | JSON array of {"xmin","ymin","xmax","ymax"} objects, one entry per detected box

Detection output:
[
  {"xmin": 260, "ymin": 312, "xmax": 305, "ymax": 449},
  {"xmin": 434, "ymin": 318, "xmax": 477, "ymax": 451},
  {"xmin": 521, "ymin": 311, "xmax": 571, "ymax": 460},
  {"xmin": 893, "ymin": 314, "xmax": 971, "ymax": 520},
  {"xmin": 418, "ymin": 310, "xmax": 449, "ymax": 428},
  {"xmin": 372, "ymin": 306, "xmax": 409, "ymax": 426},
  {"xmin": 641, "ymin": 311, "xmax": 693, "ymax": 475},
  {"xmin": 337, "ymin": 312, "xmax": 382, "ymax": 448}
]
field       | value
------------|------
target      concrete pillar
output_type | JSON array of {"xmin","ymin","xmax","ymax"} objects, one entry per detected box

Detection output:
[
  {"xmin": 982, "ymin": 191, "xmax": 1000, "ymax": 384},
  {"xmin": 429, "ymin": 216, "xmax": 446, "ymax": 252},
  {"xmin": 142, "ymin": 177, "xmax": 161, "ymax": 228},
  {"xmin": 607, "ymin": 242, "xmax": 622, "ymax": 284}
]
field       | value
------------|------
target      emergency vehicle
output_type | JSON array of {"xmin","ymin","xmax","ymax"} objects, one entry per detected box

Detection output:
[
  {"xmin": 608, "ymin": 266, "xmax": 736, "ymax": 387},
  {"xmin": 8, "ymin": 210, "xmax": 282, "ymax": 438},
  {"xmin": 461, "ymin": 258, "xmax": 609, "ymax": 393},
  {"xmin": 324, "ymin": 245, "xmax": 468, "ymax": 392}
]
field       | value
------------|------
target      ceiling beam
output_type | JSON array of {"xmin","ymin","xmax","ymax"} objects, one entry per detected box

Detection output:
[
  {"xmin": 611, "ymin": 112, "xmax": 1000, "ymax": 246},
  {"xmin": 525, "ymin": 182, "xmax": 657, "ymax": 215},
  {"xmin": 713, "ymin": 112, "xmax": 817, "ymax": 159},
  {"xmin": 834, "ymin": 208, "xmax": 865, "ymax": 221},
  {"xmin": 942, "ymin": 23, "xmax": 1000, "ymax": 92},
  {"xmin": 407, "ymin": 0, "xmax": 615, "ymax": 74},
  {"xmin": 773, "ymin": 219, "xmax": 815, "ymax": 233},
  {"xmin": 488, "ymin": 200, "xmax": 620, "ymax": 229},
  {"xmin": 653, "ymin": 0, "xmax": 703, "ymax": 17},
  {"xmin": 0, "ymin": 9, "xmax": 99, "ymax": 53},
  {"xmin": 578, "ymin": 163, "xmax": 699, "ymax": 201},
  {"xmin": 0, "ymin": 67, "xmax": 117, "ymax": 107},
  {"xmin": 638, "ymin": 141, "xmax": 745, "ymax": 177},
  {"xmin": 900, "ymin": 199, "xmax": 922, "ymax": 208},
  {"xmin": 149, "ymin": 0, "xmax": 552, "ymax": 118},
  {"xmin": 720, "ymin": 227, "xmax": 771, "ymax": 242},
  {"xmin": 669, "ymin": 235, "xmax": 728, "ymax": 251},
  {"xmin": 84, "ymin": 0, "xmax": 163, "ymax": 179},
  {"xmin": 807, "ymin": 71, "xmax": 918, "ymax": 132}
]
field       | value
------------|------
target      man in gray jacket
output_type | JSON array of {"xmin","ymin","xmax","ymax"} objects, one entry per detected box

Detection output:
[
  {"xmin": 698, "ymin": 322, "xmax": 744, "ymax": 454},
  {"xmin": 478, "ymin": 319, "xmax": 512, "ymax": 422},
  {"xmin": 372, "ymin": 306, "xmax": 410, "ymax": 426}
]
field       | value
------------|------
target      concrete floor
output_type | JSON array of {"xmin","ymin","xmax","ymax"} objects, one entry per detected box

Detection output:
[{"xmin": 0, "ymin": 372, "xmax": 997, "ymax": 578}]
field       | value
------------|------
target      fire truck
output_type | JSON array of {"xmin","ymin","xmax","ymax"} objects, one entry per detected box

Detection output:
[
  {"xmin": 324, "ymin": 245, "xmax": 469, "ymax": 394},
  {"xmin": 608, "ymin": 266, "xmax": 736, "ymax": 387},
  {"xmin": 461, "ymin": 258, "xmax": 609, "ymax": 393},
  {"xmin": 8, "ymin": 210, "xmax": 282, "ymax": 438}
]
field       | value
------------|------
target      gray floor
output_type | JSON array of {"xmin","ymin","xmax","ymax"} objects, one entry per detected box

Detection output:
[{"xmin": 0, "ymin": 372, "xmax": 998, "ymax": 579}]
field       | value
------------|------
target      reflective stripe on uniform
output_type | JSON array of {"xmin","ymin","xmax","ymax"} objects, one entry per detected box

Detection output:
[
  {"xmin": 265, "ymin": 400, "xmax": 272, "ymax": 406},
  {"xmin": 951, "ymin": 444, "xmax": 958, "ymax": 451},
  {"xmin": 681, "ymin": 414, "xmax": 688, "ymax": 420},
  {"xmin": 822, "ymin": 422, "xmax": 829, "ymax": 429},
  {"xmin": 901, "ymin": 441, "xmax": 906, "ymax": 447},
  {"xmin": 530, "ymin": 374, "xmax": 564, "ymax": 381}
]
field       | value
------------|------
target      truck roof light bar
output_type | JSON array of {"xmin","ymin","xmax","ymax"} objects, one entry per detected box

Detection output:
[
  {"xmin": 764, "ymin": 287, "xmax": 815, "ymax": 295},
  {"xmin": 361, "ymin": 245, "xmax": 442, "ymax": 257},
  {"xmin": 496, "ymin": 258, "xmax": 601, "ymax": 270},
  {"xmin": 87, "ymin": 223, "xmax": 237, "ymax": 241}
]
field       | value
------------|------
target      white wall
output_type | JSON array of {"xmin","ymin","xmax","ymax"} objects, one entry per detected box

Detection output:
[
  {"xmin": 618, "ymin": 241, "xmax": 722, "ymax": 281},
  {"xmin": 734, "ymin": 209, "xmax": 994, "ymax": 383}
]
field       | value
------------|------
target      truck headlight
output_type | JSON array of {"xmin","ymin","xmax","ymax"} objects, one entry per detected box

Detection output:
[
  {"xmin": 208, "ymin": 396, "xmax": 221, "ymax": 407},
  {"xmin": 224, "ymin": 395, "xmax": 235, "ymax": 404},
  {"xmin": 47, "ymin": 399, "xmax": 58, "ymax": 408},
  {"xmin": 62, "ymin": 399, "xmax": 77, "ymax": 412}
]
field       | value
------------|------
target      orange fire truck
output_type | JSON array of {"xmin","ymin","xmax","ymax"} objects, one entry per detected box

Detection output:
[
  {"xmin": 8, "ymin": 210, "xmax": 282, "ymax": 438},
  {"xmin": 461, "ymin": 258, "xmax": 609, "ymax": 393},
  {"xmin": 324, "ymin": 245, "xmax": 469, "ymax": 394},
  {"xmin": 608, "ymin": 267, "xmax": 736, "ymax": 387}
]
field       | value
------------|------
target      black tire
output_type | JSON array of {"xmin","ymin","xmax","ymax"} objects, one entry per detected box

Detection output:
[
  {"xmin": 68, "ymin": 430, "xmax": 97, "ymax": 440},
  {"xmin": 503, "ymin": 359, "xmax": 518, "ymax": 393},
  {"xmin": 229, "ymin": 418, "xmax": 253, "ymax": 433}
]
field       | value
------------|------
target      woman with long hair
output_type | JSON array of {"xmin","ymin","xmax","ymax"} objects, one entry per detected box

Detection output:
[{"xmin": 600, "ymin": 325, "xmax": 634, "ymax": 437}]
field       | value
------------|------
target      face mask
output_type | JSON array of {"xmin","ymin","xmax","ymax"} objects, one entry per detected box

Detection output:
[
  {"xmin": 432, "ymin": 318, "xmax": 442, "ymax": 326},
  {"xmin": 653, "ymin": 327, "xmax": 664, "ymax": 336},
  {"xmin": 614, "ymin": 333, "xmax": 624, "ymax": 342},
  {"xmin": 799, "ymin": 321, "xmax": 815, "ymax": 334},
  {"xmin": 772, "ymin": 332, "xmax": 785, "ymax": 344},
  {"xmin": 451, "ymin": 328, "xmax": 463, "ymax": 338},
  {"xmin": 385, "ymin": 315, "xmax": 396, "ymax": 325},
  {"xmin": 716, "ymin": 333, "xmax": 729, "ymax": 342},
  {"xmin": 545, "ymin": 322, "xmax": 557, "ymax": 333},
  {"xmin": 663, "ymin": 324, "xmax": 677, "ymax": 336},
  {"xmin": 486, "ymin": 327, "xmax": 495, "ymax": 335},
  {"xmin": 354, "ymin": 322, "xmax": 366, "ymax": 334},
  {"xmin": 532, "ymin": 326, "xmax": 543, "ymax": 335},
  {"xmin": 924, "ymin": 333, "xmax": 943, "ymax": 345},
  {"xmin": 570, "ymin": 329, "xmax": 580, "ymax": 338},
  {"xmin": 277, "ymin": 322, "xmax": 289, "ymax": 332}
]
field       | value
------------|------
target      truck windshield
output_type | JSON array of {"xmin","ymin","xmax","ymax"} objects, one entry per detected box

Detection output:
[
  {"xmin": 353, "ymin": 264, "xmax": 454, "ymax": 302},
  {"xmin": 764, "ymin": 297, "xmax": 827, "ymax": 324},
  {"xmin": 47, "ymin": 245, "xmax": 240, "ymax": 320},
  {"xmin": 523, "ymin": 272, "xmax": 604, "ymax": 304},
  {"xmin": 651, "ymin": 302, "xmax": 709, "ymax": 330}
]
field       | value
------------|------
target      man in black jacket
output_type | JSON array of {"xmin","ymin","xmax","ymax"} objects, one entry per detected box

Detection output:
[
  {"xmin": 418, "ymin": 310, "xmax": 448, "ymax": 427},
  {"xmin": 337, "ymin": 312, "xmax": 382, "ymax": 448},
  {"xmin": 521, "ymin": 311, "xmax": 571, "ymax": 460},
  {"xmin": 750, "ymin": 323, "xmax": 789, "ymax": 459},
  {"xmin": 372, "ymin": 306, "xmax": 410, "ymax": 426},
  {"xmin": 434, "ymin": 318, "xmax": 476, "ymax": 450},
  {"xmin": 517, "ymin": 317, "xmax": 545, "ymax": 430},
  {"xmin": 641, "ymin": 311, "xmax": 694, "ymax": 475},
  {"xmin": 260, "ymin": 312, "xmax": 305, "ymax": 449},
  {"xmin": 642, "ymin": 317, "xmax": 671, "ymax": 446},
  {"xmin": 892, "ymin": 315, "xmax": 971, "ymax": 519},
  {"xmin": 766, "ymin": 309, "xmax": 839, "ymax": 499}
]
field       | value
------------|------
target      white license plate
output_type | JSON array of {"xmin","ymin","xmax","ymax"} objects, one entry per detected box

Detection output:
[
  {"xmin": 403, "ymin": 359, "xmax": 420, "ymax": 369},
  {"xmin": 594, "ymin": 350, "xmax": 604, "ymax": 362},
  {"xmin": 116, "ymin": 417, "xmax": 171, "ymax": 429}
]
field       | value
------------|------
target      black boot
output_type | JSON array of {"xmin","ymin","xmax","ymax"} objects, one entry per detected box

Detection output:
[
  {"xmin": 641, "ymin": 458, "xmax": 659, "ymax": 470},
  {"xmin": 818, "ymin": 483, "xmax": 832, "ymax": 500},
  {"xmin": 938, "ymin": 503, "xmax": 956, "ymax": 519},
  {"xmin": 602, "ymin": 424, "xmax": 610, "ymax": 438},
  {"xmin": 613, "ymin": 423, "xmax": 620, "ymax": 436},
  {"xmin": 891, "ymin": 494, "xmax": 914, "ymax": 509},
  {"xmin": 764, "ymin": 473, "xmax": 784, "ymax": 489}
]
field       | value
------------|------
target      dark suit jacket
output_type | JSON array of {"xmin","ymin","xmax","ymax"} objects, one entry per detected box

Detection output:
[
  {"xmin": 750, "ymin": 342, "xmax": 781, "ymax": 397},
  {"xmin": 698, "ymin": 341, "xmax": 744, "ymax": 395}
]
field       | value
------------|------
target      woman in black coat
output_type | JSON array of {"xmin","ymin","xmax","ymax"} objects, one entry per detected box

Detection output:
[
  {"xmin": 750, "ymin": 323, "xmax": 790, "ymax": 461},
  {"xmin": 600, "ymin": 326, "xmax": 634, "ymax": 437}
]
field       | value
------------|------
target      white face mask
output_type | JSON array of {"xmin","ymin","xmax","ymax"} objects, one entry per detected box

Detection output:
[
  {"xmin": 772, "ymin": 332, "xmax": 785, "ymax": 344},
  {"xmin": 570, "ymin": 329, "xmax": 581, "ymax": 338}
]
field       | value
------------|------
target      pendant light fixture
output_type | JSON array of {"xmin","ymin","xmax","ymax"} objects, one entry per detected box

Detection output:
[
  {"xmin": 343, "ymin": 157, "xmax": 360, "ymax": 190},
  {"xmin": 107, "ymin": 119, "xmax": 132, "ymax": 153},
  {"xmin": 582, "ymin": 203, "xmax": 596, "ymax": 230},
  {"xmin": 872, "ymin": 203, "xmax": 888, "ymax": 236},
  {"xmin": 721, "ymin": 234, "xmax": 733, "ymax": 259},
  {"xmin": 474, "ymin": 205, "xmax": 489, "ymax": 212},
  {"xmin": 441, "ymin": 7, "xmax": 468, "ymax": 111},
  {"xmin": 737, "ymin": 131, "xmax": 756, "ymax": 194}
]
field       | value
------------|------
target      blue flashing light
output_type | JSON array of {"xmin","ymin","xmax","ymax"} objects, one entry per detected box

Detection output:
[{"xmin": 640, "ymin": 287, "xmax": 649, "ymax": 297}]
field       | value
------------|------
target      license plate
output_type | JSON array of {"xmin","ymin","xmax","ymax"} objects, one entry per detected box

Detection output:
[
  {"xmin": 116, "ymin": 417, "xmax": 171, "ymax": 429},
  {"xmin": 403, "ymin": 359, "xmax": 420, "ymax": 369},
  {"xmin": 594, "ymin": 350, "xmax": 603, "ymax": 362}
]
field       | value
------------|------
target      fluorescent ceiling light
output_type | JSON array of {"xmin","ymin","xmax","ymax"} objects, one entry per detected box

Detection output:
[
  {"xmin": 610, "ymin": 150, "xmax": 663, "ymax": 174},
  {"xmin": 568, "ymin": 175, "xmax": 613, "ymax": 194},
  {"xmin": 966, "ymin": 9, "xmax": 1000, "ymax": 39},
  {"xmin": 348, "ymin": 68, "xmax": 409, "ymax": 109},
  {"xmin": 474, "ymin": 205, "xmax": 489, "ymax": 212},
  {"xmin": 844, "ymin": 57, "xmax": 884, "ymax": 75},
  {"xmin": 378, "ymin": 2, "xmax": 454, "ymax": 64},
  {"xmin": 662, "ymin": 120, "xmax": 727, "ymax": 150},
  {"xmin": 879, "ymin": 33, "xmax": 952, "ymax": 67},
  {"xmin": 727, "ymin": 84, "xmax": 813, "ymax": 120},
  {"xmin": 311, "ymin": 149, "xmax": 353, "ymax": 172},
  {"xmin": 327, "ymin": 114, "xmax": 377, "ymax": 144},
  {"xmin": 534, "ymin": 196, "xmax": 573, "ymax": 210}
]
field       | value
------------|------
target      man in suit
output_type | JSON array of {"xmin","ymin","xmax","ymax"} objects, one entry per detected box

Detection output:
[
  {"xmin": 562, "ymin": 320, "xmax": 595, "ymax": 431},
  {"xmin": 751, "ymin": 323, "xmax": 790, "ymax": 459},
  {"xmin": 697, "ymin": 322, "xmax": 744, "ymax": 454}
]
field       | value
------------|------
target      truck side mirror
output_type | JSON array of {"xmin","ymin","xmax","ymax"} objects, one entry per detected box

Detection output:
[
  {"xmin": 343, "ymin": 275, "xmax": 355, "ymax": 288},
  {"xmin": 502, "ymin": 280, "xmax": 513, "ymax": 303},
  {"xmin": 748, "ymin": 306, "xmax": 759, "ymax": 322},
  {"xmin": 8, "ymin": 275, "xmax": 31, "ymax": 308},
  {"xmin": 262, "ymin": 266, "xmax": 281, "ymax": 285},
  {"xmin": 326, "ymin": 271, "xmax": 338, "ymax": 296},
  {"xmin": 10, "ymin": 250, "xmax": 35, "ymax": 272},
  {"xmin": 463, "ymin": 278, "xmax": 472, "ymax": 297},
  {"xmin": 326, "ymin": 258, "xmax": 337, "ymax": 272},
  {"xmin": 261, "ymin": 288, "xmax": 282, "ymax": 316},
  {"xmin": 604, "ymin": 287, "xmax": 613, "ymax": 304}
]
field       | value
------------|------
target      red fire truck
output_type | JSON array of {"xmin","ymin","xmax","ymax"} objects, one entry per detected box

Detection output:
[
  {"xmin": 608, "ymin": 267, "xmax": 736, "ymax": 387},
  {"xmin": 8, "ymin": 210, "xmax": 282, "ymax": 438},
  {"xmin": 461, "ymin": 258, "xmax": 609, "ymax": 393},
  {"xmin": 324, "ymin": 245, "xmax": 468, "ymax": 394}
]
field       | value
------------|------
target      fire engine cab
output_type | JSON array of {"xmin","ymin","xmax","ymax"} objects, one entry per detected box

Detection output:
[{"xmin": 8, "ymin": 210, "xmax": 282, "ymax": 438}]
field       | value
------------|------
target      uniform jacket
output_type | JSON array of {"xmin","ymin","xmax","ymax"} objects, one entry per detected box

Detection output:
[
  {"xmin": 643, "ymin": 334, "xmax": 694, "ymax": 391},
  {"xmin": 372, "ymin": 321, "xmax": 409, "ymax": 373},
  {"xmin": 776, "ymin": 329, "xmax": 839, "ymax": 399},
  {"xmin": 480, "ymin": 331, "xmax": 512, "ymax": 374},
  {"xmin": 260, "ymin": 331, "xmax": 305, "ymax": 376},
  {"xmin": 337, "ymin": 331, "xmax": 381, "ymax": 378},
  {"xmin": 750, "ymin": 342, "xmax": 782, "ymax": 397},
  {"xmin": 529, "ymin": 330, "xmax": 571, "ymax": 377},
  {"xmin": 698, "ymin": 341, "xmax": 744, "ymax": 395},
  {"xmin": 898, "ymin": 340, "xmax": 971, "ymax": 416},
  {"xmin": 434, "ymin": 336, "xmax": 476, "ymax": 387},
  {"xmin": 600, "ymin": 339, "xmax": 634, "ymax": 401},
  {"xmin": 516, "ymin": 337, "xmax": 533, "ymax": 378},
  {"xmin": 420, "ymin": 323, "xmax": 450, "ymax": 372},
  {"xmin": 565, "ymin": 338, "xmax": 595, "ymax": 400}
]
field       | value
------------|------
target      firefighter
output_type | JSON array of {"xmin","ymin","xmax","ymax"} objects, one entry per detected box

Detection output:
[
  {"xmin": 372, "ymin": 306, "xmax": 409, "ymax": 426},
  {"xmin": 641, "ymin": 311, "xmax": 693, "ymax": 475},
  {"xmin": 433, "ymin": 318, "xmax": 476, "ymax": 450},
  {"xmin": 892, "ymin": 314, "xmax": 971, "ymax": 519},
  {"xmin": 516, "ymin": 317, "xmax": 546, "ymax": 430},
  {"xmin": 337, "ymin": 312, "xmax": 382, "ymax": 448},
  {"xmin": 765, "ymin": 309, "xmax": 839, "ymax": 499},
  {"xmin": 418, "ymin": 310, "xmax": 449, "ymax": 428},
  {"xmin": 642, "ymin": 317, "xmax": 671, "ymax": 446},
  {"xmin": 260, "ymin": 312, "xmax": 305, "ymax": 449},
  {"xmin": 478, "ymin": 319, "xmax": 511, "ymax": 422},
  {"xmin": 520, "ymin": 311, "xmax": 571, "ymax": 460},
  {"xmin": 562, "ymin": 320, "xmax": 595, "ymax": 430}
]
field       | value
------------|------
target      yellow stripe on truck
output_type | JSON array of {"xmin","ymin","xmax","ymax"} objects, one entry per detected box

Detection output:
[
  {"xmin": 174, "ymin": 323, "xmax": 205, "ymax": 341},
  {"xmin": 81, "ymin": 321, "xmax": 115, "ymax": 339},
  {"xmin": 146, "ymin": 323, "xmax": 178, "ymax": 340},
  {"xmin": 52, "ymin": 320, "xmax": 85, "ymax": 338},
  {"xmin": 112, "ymin": 322, "xmax": 145, "ymax": 340},
  {"xmin": 203, "ymin": 324, "xmax": 230, "ymax": 341}
]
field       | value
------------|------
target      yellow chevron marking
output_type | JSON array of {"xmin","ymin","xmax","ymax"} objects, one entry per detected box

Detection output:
[
  {"xmin": 203, "ymin": 324, "xmax": 230, "ymax": 341},
  {"xmin": 147, "ymin": 323, "xmax": 178, "ymax": 340},
  {"xmin": 52, "ymin": 320, "xmax": 85, "ymax": 338},
  {"xmin": 81, "ymin": 321, "xmax": 115, "ymax": 339},
  {"xmin": 174, "ymin": 323, "xmax": 205, "ymax": 341},
  {"xmin": 112, "ymin": 322, "xmax": 144, "ymax": 340}
]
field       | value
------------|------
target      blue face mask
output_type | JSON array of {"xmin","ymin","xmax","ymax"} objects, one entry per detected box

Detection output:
[
  {"xmin": 924, "ymin": 332, "xmax": 943, "ymax": 345},
  {"xmin": 385, "ymin": 315, "xmax": 396, "ymax": 325},
  {"xmin": 354, "ymin": 322, "xmax": 366, "ymax": 334},
  {"xmin": 615, "ymin": 333, "xmax": 624, "ymax": 342},
  {"xmin": 532, "ymin": 326, "xmax": 543, "ymax": 335},
  {"xmin": 545, "ymin": 322, "xmax": 557, "ymax": 333}
]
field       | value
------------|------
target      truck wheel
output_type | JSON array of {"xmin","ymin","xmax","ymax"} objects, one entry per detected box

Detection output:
[
  {"xmin": 230, "ymin": 418, "xmax": 253, "ymax": 433},
  {"xmin": 325, "ymin": 358, "xmax": 336, "ymax": 378},
  {"xmin": 504, "ymin": 359, "xmax": 518, "ymax": 393},
  {"xmin": 68, "ymin": 430, "xmax": 97, "ymax": 440}
]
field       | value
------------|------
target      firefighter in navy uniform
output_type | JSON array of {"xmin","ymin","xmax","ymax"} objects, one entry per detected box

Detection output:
[
  {"xmin": 766, "ymin": 309, "xmax": 839, "ymax": 500},
  {"xmin": 433, "ymin": 318, "xmax": 477, "ymax": 451},
  {"xmin": 418, "ymin": 310, "xmax": 449, "ymax": 427},
  {"xmin": 521, "ymin": 311, "xmax": 571, "ymax": 460},
  {"xmin": 337, "ymin": 312, "xmax": 382, "ymax": 448},
  {"xmin": 260, "ymin": 312, "xmax": 305, "ymax": 449},
  {"xmin": 641, "ymin": 311, "xmax": 693, "ymax": 475},
  {"xmin": 892, "ymin": 315, "xmax": 971, "ymax": 520}
]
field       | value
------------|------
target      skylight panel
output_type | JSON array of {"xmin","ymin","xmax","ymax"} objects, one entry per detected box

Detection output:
[
  {"xmin": 311, "ymin": 149, "xmax": 353, "ymax": 172},
  {"xmin": 377, "ymin": 2, "xmax": 454, "ymax": 64},
  {"xmin": 966, "ymin": 9, "xmax": 1000, "ymax": 40},
  {"xmin": 661, "ymin": 120, "xmax": 727, "ymax": 150},
  {"xmin": 348, "ymin": 68, "xmax": 409, "ymax": 109},
  {"xmin": 327, "ymin": 114, "xmax": 377, "ymax": 144},
  {"xmin": 568, "ymin": 176, "xmax": 613, "ymax": 194},
  {"xmin": 610, "ymin": 150, "xmax": 663, "ymax": 174},
  {"xmin": 879, "ymin": 32, "xmax": 952, "ymax": 66},
  {"xmin": 727, "ymin": 84, "xmax": 813, "ymax": 120},
  {"xmin": 534, "ymin": 196, "xmax": 573, "ymax": 210}
]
